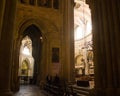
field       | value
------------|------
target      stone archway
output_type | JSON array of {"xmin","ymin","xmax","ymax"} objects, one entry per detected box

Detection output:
[
  {"xmin": 11, "ymin": 17, "xmax": 59, "ymax": 91},
  {"xmin": 19, "ymin": 24, "xmax": 43, "ymax": 85},
  {"xmin": 11, "ymin": 22, "xmax": 44, "ymax": 91}
]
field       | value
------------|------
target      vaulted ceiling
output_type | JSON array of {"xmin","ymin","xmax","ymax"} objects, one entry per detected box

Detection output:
[{"xmin": 74, "ymin": 0, "xmax": 92, "ymax": 40}]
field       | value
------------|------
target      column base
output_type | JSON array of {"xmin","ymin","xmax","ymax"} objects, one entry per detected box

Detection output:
[
  {"xmin": 117, "ymin": 88, "xmax": 120, "ymax": 96},
  {"xmin": 94, "ymin": 88, "xmax": 105, "ymax": 96},
  {"xmin": 106, "ymin": 88, "xmax": 120, "ymax": 96},
  {"xmin": 0, "ymin": 89, "xmax": 13, "ymax": 96},
  {"xmin": 95, "ymin": 88, "xmax": 120, "ymax": 96}
]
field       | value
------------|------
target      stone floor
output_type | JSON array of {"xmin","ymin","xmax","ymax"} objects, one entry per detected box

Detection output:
[{"xmin": 13, "ymin": 85, "xmax": 51, "ymax": 96}]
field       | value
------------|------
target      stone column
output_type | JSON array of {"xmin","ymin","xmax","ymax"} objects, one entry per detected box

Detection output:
[
  {"xmin": 11, "ymin": 39, "xmax": 20, "ymax": 92},
  {"xmin": 0, "ymin": 0, "xmax": 17, "ymax": 95},
  {"xmin": 87, "ymin": 0, "xmax": 120, "ymax": 95},
  {"xmin": 62, "ymin": 0, "xmax": 75, "ymax": 82},
  {"xmin": 0, "ymin": 0, "xmax": 6, "ymax": 40},
  {"xmin": 35, "ymin": 0, "xmax": 38, "ymax": 6}
]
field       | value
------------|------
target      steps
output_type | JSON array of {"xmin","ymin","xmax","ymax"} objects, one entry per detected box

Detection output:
[{"xmin": 68, "ymin": 85, "xmax": 92, "ymax": 96}]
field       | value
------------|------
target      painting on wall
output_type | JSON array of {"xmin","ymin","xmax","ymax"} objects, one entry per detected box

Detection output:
[
  {"xmin": 52, "ymin": 47, "xmax": 59, "ymax": 63},
  {"xmin": 52, "ymin": 47, "xmax": 60, "ymax": 75}
]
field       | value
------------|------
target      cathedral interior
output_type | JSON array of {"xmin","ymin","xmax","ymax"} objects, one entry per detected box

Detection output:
[{"xmin": 0, "ymin": 0, "xmax": 120, "ymax": 96}]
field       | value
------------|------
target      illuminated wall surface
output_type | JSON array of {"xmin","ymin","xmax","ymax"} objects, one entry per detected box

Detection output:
[
  {"xmin": 74, "ymin": 0, "xmax": 93, "ymax": 76},
  {"xmin": 19, "ymin": 36, "xmax": 34, "ymax": 77}
]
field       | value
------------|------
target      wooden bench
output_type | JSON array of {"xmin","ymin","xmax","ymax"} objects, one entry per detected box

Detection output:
[
  {"xmin": 44, "ymin": 83, "xmax": 64, "ymax": 96},
  {"xmin": 68, "ymin": 84, "xmax": 94, "ymax": 96},
  {"xmin": 77, "ymin": 80, "xmax": 89, "ymax": 87}
]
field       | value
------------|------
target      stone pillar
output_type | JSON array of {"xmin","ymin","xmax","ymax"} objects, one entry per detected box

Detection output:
[
  {"xmin": 0, "ymin": 0, "xmax": 17, "ymax": 95},
  {"xmin": 35, "ymin": 0, "xmax": 38, "ymax": 6},
  {"xmin": 62, "ymin": 0, "xmax": 75, "ymax": 82},
  {"xmin": 87, "ymin": 0, "xmax": 120, "ymax": 95},
  {"xmin": 0, "ymin": 0, "xmax": 6, "ymax": 40},
  {"xmin": 11, "ymin": 40, "xmax": 20, "ymax": 92}
]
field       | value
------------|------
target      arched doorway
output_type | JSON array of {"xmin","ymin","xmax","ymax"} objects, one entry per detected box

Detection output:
[
  {"xmin": 16, "ymin": 24, "xmax": 43, "ymax": 87},
  {"xmin": 19, "ymin": 36, "xmax": 34, "ymax": 84}
]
